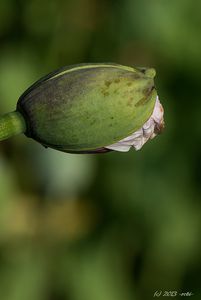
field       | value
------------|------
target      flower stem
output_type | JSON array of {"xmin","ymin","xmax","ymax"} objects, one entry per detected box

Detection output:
[{"xmin": 0, "ymin": 111, "xmax": 26, "ymax": 141}]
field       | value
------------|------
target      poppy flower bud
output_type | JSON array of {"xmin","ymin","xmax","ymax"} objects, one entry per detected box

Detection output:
[{"xmin": 0, "ymin": 63, "xmax": 164, "ymax": 154}]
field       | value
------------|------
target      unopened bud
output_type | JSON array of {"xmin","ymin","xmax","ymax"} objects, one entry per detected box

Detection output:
[{"xmin": 0, "ymin": 63, "xmax": 164, "ymax": 154}]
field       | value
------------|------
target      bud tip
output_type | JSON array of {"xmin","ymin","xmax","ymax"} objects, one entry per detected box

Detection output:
[{"xmin": 145, "ymin": 68, "xmax": 156, "ymax": 78}]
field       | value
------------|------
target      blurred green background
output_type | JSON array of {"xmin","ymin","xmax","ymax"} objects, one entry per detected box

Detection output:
[{"xmin": 0, "ymin": 0, "xmax": 201, "ymax": 299}]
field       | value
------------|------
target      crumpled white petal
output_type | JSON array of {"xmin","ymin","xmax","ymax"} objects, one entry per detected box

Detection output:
[{"xmin": 106, "ymin": 96, "xmax": 164, "ymax": 152}]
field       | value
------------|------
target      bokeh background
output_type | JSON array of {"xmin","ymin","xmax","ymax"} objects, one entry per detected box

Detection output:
[{"xmin": 0, "ymin": 1, "xmax": 201, "ymax": 299}]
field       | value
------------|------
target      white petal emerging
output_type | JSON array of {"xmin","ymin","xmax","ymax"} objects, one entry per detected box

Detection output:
[{"xmin": 106, "ymin": 96, "xmax": 164, "ymax": 152}]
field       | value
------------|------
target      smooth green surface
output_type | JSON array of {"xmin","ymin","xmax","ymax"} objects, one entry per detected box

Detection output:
[
  {"xmin": 18, "ymin": 65, "xmax": 156, "ymax": 151},
  {"xmin": 48, "ymin": 63, "xmax": 136, "ymax": 80},
  {"xmin": 0, "ymin": 111, "xmax": 26, "ymax": 141}
]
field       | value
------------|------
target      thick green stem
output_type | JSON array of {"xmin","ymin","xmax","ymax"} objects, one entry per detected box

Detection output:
[{"xmin": 0, "ymin": 111, "xmax": 26, "ymax": 141}]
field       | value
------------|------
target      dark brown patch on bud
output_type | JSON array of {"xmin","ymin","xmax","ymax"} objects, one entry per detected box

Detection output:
[
  {"xmin": 105, "ymin": 80, "xmax": 112, "ymax": 87},
  {"xmin": 154, "ymin": 120, "xmax": 165, "ymax": 135}
]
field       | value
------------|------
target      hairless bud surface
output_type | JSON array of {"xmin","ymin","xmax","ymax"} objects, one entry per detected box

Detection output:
[{"xmin": 0, "ymin": 63, "xmax": 164, "ymax": 154}]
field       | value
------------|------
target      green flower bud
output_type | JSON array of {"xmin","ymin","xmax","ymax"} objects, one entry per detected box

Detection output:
[{"xmin": 0, "ymin": 63, "xmax": 163, "ymax": 153}]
